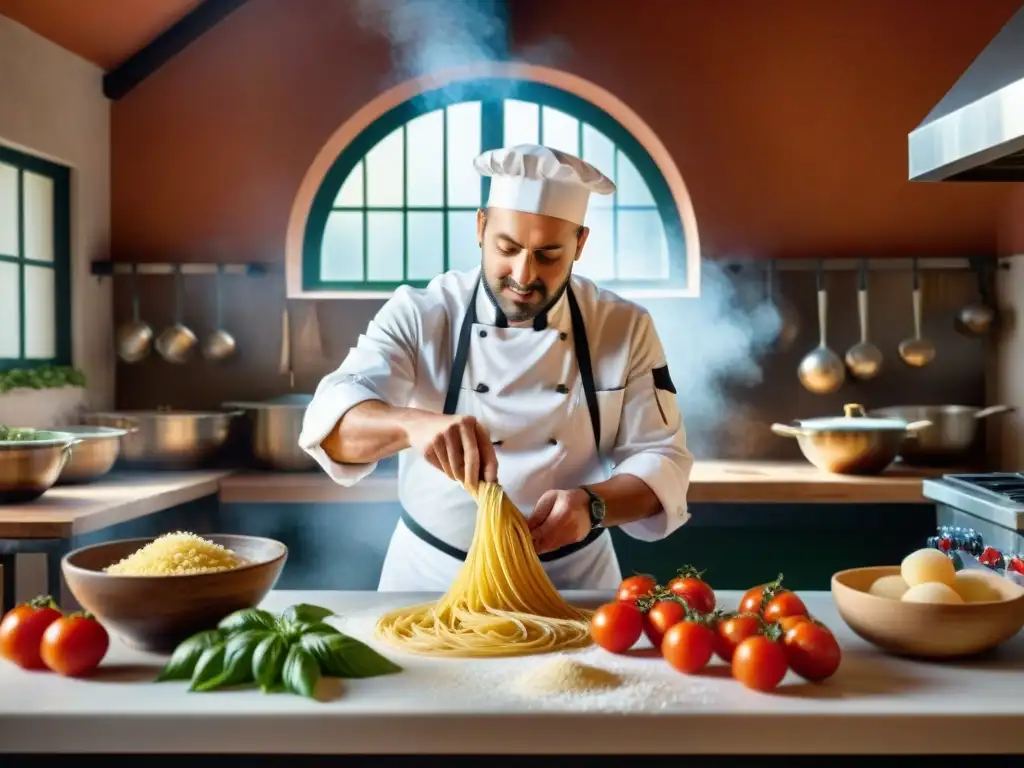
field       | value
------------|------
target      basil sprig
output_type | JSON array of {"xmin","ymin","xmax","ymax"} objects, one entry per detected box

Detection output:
[{"xmin": 155, "ymin": 603, "xmax": 402, "ymax": 699}]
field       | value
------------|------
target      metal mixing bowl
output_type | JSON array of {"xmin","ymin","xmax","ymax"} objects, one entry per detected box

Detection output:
[
  {"xmin": 223, "ymin": 394, "xmax": 317, "ymax": 472},
  {"xmin": 47, "ymin": 425, "xmax": 131, "ymax": 484},
  {"xmin": 771, "ymin": 403, "xmax": 932, "ymax": 475},
  {"xmin": 0, "ymin": 430, "xmax": 80, "ymax": 503}
]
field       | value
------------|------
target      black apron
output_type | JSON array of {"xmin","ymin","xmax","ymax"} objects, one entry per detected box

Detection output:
[{"xmin": 399, "ymin": 278, "xmax": 606, "ymax": 563}]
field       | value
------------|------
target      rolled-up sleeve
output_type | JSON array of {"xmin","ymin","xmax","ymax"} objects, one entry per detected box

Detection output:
[
  {"xmin": 298, "ymin": 286, "xmax": 420, "ymax": 486},
  {"xmin": 609, "ymin": 312, "xmax": 694, "ymax": 541}
]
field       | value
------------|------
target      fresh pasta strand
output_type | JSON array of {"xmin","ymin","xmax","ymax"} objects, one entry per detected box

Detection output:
[{"xmin": 375, "ymin": 482, "xmax": 594, "ymax": 657}]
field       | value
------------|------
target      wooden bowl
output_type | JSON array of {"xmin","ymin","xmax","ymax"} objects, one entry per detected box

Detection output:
[
  {"xmin": 62, "ymin": 534, "xmax": 287, "ymax": 653},
  {"xmin": 831, "ymin": 565, "xmax": 1024, "ymax": 658}
]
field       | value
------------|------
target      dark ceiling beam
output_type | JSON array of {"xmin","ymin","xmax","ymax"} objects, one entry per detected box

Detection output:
[{"xmin": 103, "ymin": 0, "xmax": 250, "ymax": 101}]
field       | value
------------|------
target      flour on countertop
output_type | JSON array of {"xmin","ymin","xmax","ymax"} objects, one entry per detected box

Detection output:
[{"xmin": 329, "ymin": 608, "xmax": 716, "ymax": 712}]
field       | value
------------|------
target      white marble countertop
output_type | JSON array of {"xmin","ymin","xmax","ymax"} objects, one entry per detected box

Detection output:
[{"xmin": 1, "ymin": 589, "xmax": 1021, "ymax": 755}]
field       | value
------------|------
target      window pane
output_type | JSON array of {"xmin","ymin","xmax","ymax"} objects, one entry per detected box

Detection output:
[
  {"xmin": 408, "ymin": 212, "xmax": 444, "ymax": 280},
  {"xmin": 542, "ymin": 107, "xmax": 578, "ymax": 155},
  {"xmin": 0, "ymin": 163, "xmax": 18, "ymax": 256},
  {"xmin": 582, "ymin": 126, "xmax": 615, "ymax": 208},
  {"xmin": 616, "ymin": 151, "xmax": 655, "ymax": 206},
  {"xmin": 334, "ymin": 161, "xmax": 363, "ymax": 208},
  {"xmin": 321, "ymin": 212, "xmax": 364, "ymax": 281},
  {"xmin": 366, "ymin": 212, "xmax": 404, "ymax": 282},
  {"xmin": 23, "ymin": 171, "xmax": 53, "ymax": 262},
  {"xmin": 617, "ymin": 210, "xmax": 668, "ymax": 280},
  {"xmin": 24, "ymin": 265, "xmax": 55, "ymax": 358},
  {"xmin": 446, "ymin": 101, "xmax": 482, "ymax": 207},
  {"xmin": 447, "ymin": 211, "xmax": 478, "ymax": 272},
  {"xmin": 407, "ymin": 110, "xmax": 444, "ymax": 207},
  {"xmin": 0, "ymin": 261, "xmax": 19, "ymax": 356},
  {"xmin": 366, "ymin": 128, "xmax": 404, "ymax": 207},
  {"xmin": 504, "ymin": 100, "xmax": 539, "ymax": 146},
  {"xmin": 579, "ymin": 209, "xmax": 615, "ymax": 281}
]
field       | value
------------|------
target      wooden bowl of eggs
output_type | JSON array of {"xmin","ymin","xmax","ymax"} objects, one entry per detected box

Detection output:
[{"xmin": 831, "ymin": 548, "xmax": 1024, "ymax": 658}]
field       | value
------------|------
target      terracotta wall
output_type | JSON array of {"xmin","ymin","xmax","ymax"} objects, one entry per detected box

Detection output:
[
  {"xmin": 111, "ymin": 0, "xmax": 1020, "ymax": 262},
  {"xmin": 106, "ymin": 0, "xmax": 1015, "ymax": 453}
]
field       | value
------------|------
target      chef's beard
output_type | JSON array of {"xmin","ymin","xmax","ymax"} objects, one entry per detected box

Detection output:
[{"xmin": 487, "ymin": 272, "xmax": 571, "ymax": 323}]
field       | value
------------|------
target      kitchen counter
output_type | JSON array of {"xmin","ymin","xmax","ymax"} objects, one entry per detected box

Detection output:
[
  {"xmin": 0, "ymin": 470, "xmax": 232, "ymax": 539},
  {"xmin": 220, "ymin": 460, "xmax": 954, "ymax": 505},
  {"xmin": 1, "ymin": 589, "xmax": 1020, "ymax": 755}
]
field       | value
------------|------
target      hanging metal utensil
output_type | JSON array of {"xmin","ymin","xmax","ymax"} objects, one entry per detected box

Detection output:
[
  {"xmin": 844, "ymin": 259, "xmax": 883, "ymax": 380},
  {"xmin": 955, "ymin": 257, "xmax": 997, "ymax": 337},
  {"xmin": 767, "ymin": 259, "xmax": 799, "ymax": 351},
  {"xmin": 201, "ymin": 264, "xmax": 237, "ymax": 361},
  {"xmin": 155, "ymin": 264, "xmax": 197, "ymax": 364},
  {"xmin": 898, "ymin": 257, "xmax": 936, "ymax": 368},
  {"xmin": 279, "ymin": 301, "xmax": 293, "ymax": 389},
  {"xmin": 798, "ymin": 259, "xmax": 845, "ymax": 394},
  {"xmin": 116, "ymin": 263, "xmax": 153, "ymax": 363}
]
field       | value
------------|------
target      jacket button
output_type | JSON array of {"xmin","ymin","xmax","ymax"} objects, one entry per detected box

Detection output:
[
  {"xmin": 556, "ymin": 383, "xmax": 569, "ymax": 394},
  {"xmin": 548, "ymin": 437, "xmax": 558, "ymax": 446},
  {"xmin": 476, "ymin": 383, "xmax": 489, "ymax": 393},
  {"xmin": 479, "ymin": 330, "xmax": 487, "ymax": 338},
  {"xmin": 559, "ymin": 332, "xmax": 568, "ymax": 341},
  {"xmin": 492, "ymin": 440, "xmax": 503, "ymax": 447}
]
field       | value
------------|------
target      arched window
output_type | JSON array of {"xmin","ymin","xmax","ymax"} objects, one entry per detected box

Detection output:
[{"xmin": 299, "ymin": 77, "xmax": 696, "ymax": 298}]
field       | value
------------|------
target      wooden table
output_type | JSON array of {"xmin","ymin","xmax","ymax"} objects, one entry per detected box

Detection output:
[{"xmin": 0, "ymin": 471, "xmax": 229, "ymax": 612}]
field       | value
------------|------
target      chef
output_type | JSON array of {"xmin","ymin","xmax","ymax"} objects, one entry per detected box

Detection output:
[{"xmin": 299, "ymin": 143, "xmax": 693, "ymax": 592}]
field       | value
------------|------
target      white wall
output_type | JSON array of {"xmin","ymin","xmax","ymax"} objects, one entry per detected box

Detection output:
[{"xmin": 0, "ymin": 15, "xmax": 112, "ymax": 602}]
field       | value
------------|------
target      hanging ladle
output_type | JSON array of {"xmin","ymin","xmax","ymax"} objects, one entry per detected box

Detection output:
[
  {"xmin": 898, "ymin": 257, "xmax": 936, "ymax": 368},
  {"xmin": 766, "ymin": 259, "xmax": 799, "ymax": 351},
  {"xmin": 955, "ymin": 257, "xmax": 997, "ymax": 337},
  {"xmin": 116, "ymin": 262, "xmax": 153, "ymax": 363},
  {"xmin": 156, "ymin": 264, "xmax": 198, "ymax": 364},
  {"xmin": 201, "ymin": 264, "xmax": 236, "ymax": 361},
  {"xmin": 798, "ymin": 259, "xmax": 845, "ymax": 394},
  {"xmin": 844, "ymin": 258, "xmax": 883, "ymax": 380}
]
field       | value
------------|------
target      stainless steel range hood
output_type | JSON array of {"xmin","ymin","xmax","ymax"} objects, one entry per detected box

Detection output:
[{"xmin": 909, "ymin": 5, "xmax": 1024, "ymax": 181}]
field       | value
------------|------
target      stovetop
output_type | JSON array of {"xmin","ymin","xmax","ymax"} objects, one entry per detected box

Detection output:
[{"xmin": 922, "ymin": 473, "xmax": 1024, "ymax": 533}]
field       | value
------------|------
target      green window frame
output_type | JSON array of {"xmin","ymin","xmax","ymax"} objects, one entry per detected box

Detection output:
[
  {"xmin": 0, "ymin": 144, "xmax": 72, "ymax": 371},
  {"xmin": 303, "ymin": 79, "xmax": 688, "ymax": 294}
]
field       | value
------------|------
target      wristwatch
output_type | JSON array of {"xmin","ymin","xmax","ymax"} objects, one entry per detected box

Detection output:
[{"xmin": 580, "ymin": 485, "xmax": 606, "ymax": 529}]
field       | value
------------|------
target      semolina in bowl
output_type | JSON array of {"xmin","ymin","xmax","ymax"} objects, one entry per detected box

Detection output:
[{"xmin": 62, "ymin": 532, "xmax": 287, "ymax": 653}]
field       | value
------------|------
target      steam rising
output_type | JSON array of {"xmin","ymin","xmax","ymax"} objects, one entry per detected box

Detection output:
[{"xmin": 354, "ymin": 0, "xmax": 782, "ymax": 456}]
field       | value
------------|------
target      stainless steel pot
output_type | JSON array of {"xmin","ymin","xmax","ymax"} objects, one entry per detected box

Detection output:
[
  {"xmin": 79, "ymin": 409, "xmax": 242, "ymax": 469},
  {"xmin": 47, "ymin": 425, "xmax": 130, "ymax": 484},
  {"xmin": 869, "ymin": 404, "xmax": 1014, "ymax": 466},
  {"xmin": 0, "ymin": 429, "xmax": 80, "ymax": 503},
  {"xmin": 771, "ymin": 403, "xmax": 932, "ymax": 475},
  {"xmin": 223, "ymin": 395, "xmax": 317, "ymax": 472}
]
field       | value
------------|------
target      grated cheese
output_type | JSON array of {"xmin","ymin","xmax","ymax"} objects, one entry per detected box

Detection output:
[
  {"xmin": 104, "ymin": 531, "xmax": 247, "ymax": 576},
  {"xmin": 512, "ymin": 658, "xmax": 622, "ymax": 695}
]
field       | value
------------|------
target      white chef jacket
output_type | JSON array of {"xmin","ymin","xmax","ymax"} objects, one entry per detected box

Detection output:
[{"xmin": 299, "ymin": 266, "xmax": 694, "ymax": 591}]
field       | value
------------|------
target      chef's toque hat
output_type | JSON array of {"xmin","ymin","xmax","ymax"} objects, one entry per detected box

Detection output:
[{"xmin": 473, "ymin": 144, "xmax": 616, "ymax": 227}]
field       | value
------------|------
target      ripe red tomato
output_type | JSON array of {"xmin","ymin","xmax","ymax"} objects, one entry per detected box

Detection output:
[
  {"xmin": 40, "ymin": 613, "xmax": 110, "ymax": 677},
  {"xmin": 0, "ymin": 595, "xmax": 62, "ymax": 670},
  {"xmin": 666, "ymin": 576, "xmax": 716, "ymax": 614},
  {"xmin": 732, "ymin": 635, "xmax": 788, "ymax": 692},
  {"xmin": 776, "ymin": 614, "xmax": 811, "ymax": 633},
  {"xmin": 662, "ymin": 620, "xmax": 715, "ymax": 674},
  {"xmin": 714, "ymin": 613, "xmax": 761, "ymax": 662},
  {"xmin": 591, "ymin": 601, "xmax": 644, "ymax": 654},
  {"xmin": 617, "ymin": 575, "xmax": 657, "ymax": 603},
  {"xmin": 643, "ymin": 599, "xmax": 688, "ymax": 651},
  {"xmin": 738, "ymin": 583, "xmax": 771, "ymax": 615},
  {"xmin": 783, "ymin": 621, "xmax": 841, "ymax": 682},
  {"xmin": 763, "ymin": 591, "xmax": 808, "ymax": 623}
]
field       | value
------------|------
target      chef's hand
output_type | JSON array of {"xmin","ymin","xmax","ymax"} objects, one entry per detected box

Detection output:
[
  {"xmin": 529, "ymin": 489, "xmax": 591, "ymax": 555},
  {"xmin": 405, "ymin": 412, "xmax": 499, "ymax": 491}
]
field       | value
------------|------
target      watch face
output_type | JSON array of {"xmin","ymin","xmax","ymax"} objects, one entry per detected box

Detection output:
[{"xmin": 590, "ymin": 494, "xmax": 606, "ymax": 526}]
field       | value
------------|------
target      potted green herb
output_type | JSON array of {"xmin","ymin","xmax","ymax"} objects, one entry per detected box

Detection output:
[{"xmin": 0, "ymin": 365, "xmax": 88, "ymax": 427}]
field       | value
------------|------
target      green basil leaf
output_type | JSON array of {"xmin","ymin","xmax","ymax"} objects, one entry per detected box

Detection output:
[
  {"xmin": 282, "ymin": 643, "xmax": 321, "ymax": 699},
  {"xmin": 288, "ymin": 620, "xmax": 340, "ymax": 640},
  {"xmin": 189, "ymin": 642, "xmax": 226, "ymax": 692},
  {"xmin": 281, "ymin": 603, "xmax": 335, "ymax": 625},
  {"xmin": 252, "ymin": 632, "xmax": 288, "ymax": 692},
  {"xmin": 300, "ymin": 631, "xmax": 402, "ymax": 678},
  {"xmin": 193, "ymin": 630, "xmax": 268, "ymax": 692},
  {"xmin": 217, "ymin": 608, "xmax": 277, "ymax": 635},
  {"xmin": 155, "ymin": 629, "xmax": 223, "ymax": 682}
]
